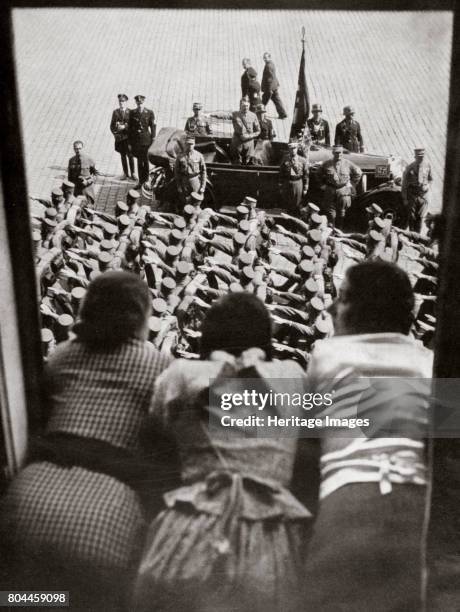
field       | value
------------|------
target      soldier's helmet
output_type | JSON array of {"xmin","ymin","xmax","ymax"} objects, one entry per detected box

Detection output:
[
  {"xmin": 192, "ymin": 102, "xmax": 203, "ymax": 110},
  {"xmin": 312, "ymin": 103, "xmax": 322, "ymax": 112},
  {"xmin": 117, "ymin": 93, "xmax": 128, "ymax": 101},
  {"xmin": 343, "ymin": 105, "xmax": 355, "ymax": 115},
  {"xmin": 134, "ymin": 95, "xmax": 146, "ymax": 103}
]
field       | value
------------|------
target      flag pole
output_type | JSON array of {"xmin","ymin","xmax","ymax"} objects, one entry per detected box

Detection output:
[{"xmin": 290, "ymin": 27, "xmax": 310, "ymax": 139}]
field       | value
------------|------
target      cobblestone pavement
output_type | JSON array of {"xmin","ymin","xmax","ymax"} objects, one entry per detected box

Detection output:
[{"xmin": 12, "ymin": 9, "xmax": 452, "ymax": 214}]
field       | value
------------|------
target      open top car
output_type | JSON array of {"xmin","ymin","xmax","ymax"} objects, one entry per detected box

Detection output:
[{"xmin": 148, "ymin": 127, "xmax": 408, "ymax": 230}]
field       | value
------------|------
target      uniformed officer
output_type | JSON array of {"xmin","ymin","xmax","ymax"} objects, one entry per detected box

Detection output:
[
  {"xmin": 128, "ymin": 95, "xmax": 156, "ymax": 188},
  {"xmin": 174, "ymin": 135, "xmax": 207, "ymax": 208},
  {"xmin": 247, "ymin": 67, "xmax": 262, "ymax": 112},
  {"xmin": 241, "ymin": 57, "xmax": 252, "ymax": 99},
  {"xmin": 110, "ymin": 94, "xmax": 136, "ymax": 181},
  {"xmin": 230, "ymin": 97, "xmax": 260, "ymax": 164},
  {"xmin": 255, "ymin": 104, "xmax": 276, "ymax": 141},
  {"xmin": 319, "ymin": 144, "xmax": 362, "ymax": 228},
  {"xmin": 401, "ymin": 148, "xmax": 433, "ymax": 232},
  {"xmin": 67, "ymin": 141, "xmax": 98, "ymax": 204},
  {"xmin": 334, "ymin": 106, "xmax": 364, "ymax": 153},
  {"xmin": 278, "ymin": 140, "xmax": 309, "ymax": 214},
  {"xmin": 307, "ymin": 103, "xmax": 330, "ymax": 147},
  {"xmin": 184, "ymin": 102, "xmax": 213, "ymax": 136}
]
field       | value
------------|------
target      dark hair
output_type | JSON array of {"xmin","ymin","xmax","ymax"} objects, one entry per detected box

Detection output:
[
  {"xmin": 427, "ymin": 213, "xmax": 445, "ymax": 243},
  {"xmin": 74, "ymin": 271, "xmax": 151, "ymax": 351},
  {"xmin": 338, "ymin": 261, "xmax": 414, "ymax": 335},
  {"xmin": 200, "ymin": 292, "xmax": 272, "ymax": 359}
]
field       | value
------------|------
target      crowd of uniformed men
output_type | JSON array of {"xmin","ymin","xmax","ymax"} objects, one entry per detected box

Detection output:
[{"xmin": 28, "ymin": 51, "xmax": 438, "ymax": 360}]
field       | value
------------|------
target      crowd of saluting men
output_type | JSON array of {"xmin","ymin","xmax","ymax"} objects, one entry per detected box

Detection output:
[{"xmin": 0, "ymin": 51, "xmax": 442, "ymax": 612}]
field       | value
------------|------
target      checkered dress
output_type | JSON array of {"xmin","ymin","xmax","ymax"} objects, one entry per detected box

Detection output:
[{"xmin": 0, "ymin": 338, "xmax": 170, "ymax": 574}]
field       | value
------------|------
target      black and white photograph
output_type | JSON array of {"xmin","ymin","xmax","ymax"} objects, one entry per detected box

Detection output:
[{"xmin": 0, "ymin": 2, "xmax": 459, "ymax": 611}]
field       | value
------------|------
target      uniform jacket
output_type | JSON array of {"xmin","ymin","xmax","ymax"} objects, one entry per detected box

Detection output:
[
  {"xmin": 279, "ymin": 155, "xmax": 309, "ymax": 190},
  {"xmin": 248, "ymin": 78, "xmax": 262, "ymax": 110},
  {"xmin": 307, "ymin": 117, "xmax": 331, "ymax": 146},
  {"xmin": 174, "ymin": 150, "xmax": 207, "ymax": 188},
  {"xmin": 320, "ymin": 158, "xmax": 362, "ymax": 193},
  {"xmin": 128, "ymin": 107, "xmax": 156, "ymax": 147},
  {"xmin": 241, "ymin": 70, "xmax": 250, "ymax": 98},
  {"xmin": 184, "ymin": 115, "xmax": 212, "ymax": 135},
  {"xmin": 259, "ymin": 117, "xmax": 275, "ymax": 141},
  {"xmin": 261, "ymin": 60, "xmax": 280, "ymax": 93},
  {"xmin": 68, "ymin": 153, "xmax": 97, "ymax": 186},
  {"xmin": 334, "ymin": 119, "xmax": 364, "ymax": 153},
  {"xmin": 110, "ymin": 107, "xmax": 130, "ymax": 143},
  {"xmin": 231, "ymin": 111, "xmax": 260, "ymax": 144},
  {"xmin": 402, "ymin": 160, "xmax": 433, "ymax": 199}
]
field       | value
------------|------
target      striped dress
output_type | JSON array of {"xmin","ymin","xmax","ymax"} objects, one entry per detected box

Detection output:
[{"xmin": 303, "ymin": 333, "xmax": 433, "ymax": 611}]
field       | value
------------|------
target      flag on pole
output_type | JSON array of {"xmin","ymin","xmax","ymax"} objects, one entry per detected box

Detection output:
[{"xmin": 290, "ymin": 28, "xmax": 310, "ymax": 139}]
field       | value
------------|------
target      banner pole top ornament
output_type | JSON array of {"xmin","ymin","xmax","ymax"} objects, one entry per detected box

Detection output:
[{"xmin": 301, "ymin": 26, "xmax": 306, "ymax": 47}]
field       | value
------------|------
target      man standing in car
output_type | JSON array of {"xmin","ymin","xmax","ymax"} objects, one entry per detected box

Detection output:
[
  {"xmin": 255, "ymin": 104, "xmax": 276, "ymax": 141},
  {"xmin": 128, "ymin": 95, "xmax": 156, "ymax": 188},
  {"xmin": 335, "ymin": 106, "xmax": 364, "ymax": 153},
  {"xmin": 184, "ymin": 102, "xmax": 212, "ymax": 136},
  {"xmin": 307, "ymin": 103, "xmax": 331, "ymax": 147},
  {"xmin": 230, "ymin": 97, "xmax": 260, "ymax": 164},
  {"xmin": 261, "ymin": 52, "xmax": 287, "ymax": 120}
]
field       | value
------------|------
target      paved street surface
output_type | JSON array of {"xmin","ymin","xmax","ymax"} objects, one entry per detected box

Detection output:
[{"xmin": 12, "ymin": 9, "xmax": 452, "ymax": 214}]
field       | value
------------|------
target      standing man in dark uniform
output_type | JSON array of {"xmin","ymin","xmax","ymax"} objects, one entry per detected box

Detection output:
[
  {"xmin": 241, "ymin": 58, "xmax": 252, "ymax": 98},
  {"xmin": 184, "ymin": 102, "xmax": 212, "ymax": 136},
  {"xmin": 278, "ymin": 140, "xmax": 309, "ymax": 214},
  {"xmin": 401, "ymin": 148, "xmax": 433, "ymax": 232},
  {"xmin": 255, "ymin": 104, "xmax": 276, "ymax": 141},
  {"xmin": 174, "ymin": 135, "xmax": 207, "ymax": 208},
  {"xmin": 67, "ymin": 141, "xmax": 98, "ymax": 205},
  {"xmin": 307, "ymin": 103, "xmax": 331, "ymax": 146},
  {"xmin": 261, "ymin": 52, "xmax": 287, "ymax": 119},
  {"xmin": 110, "ymin": 93, "xmax": 136, "ymax": 181},
  {"xmin": 128, "ymin": 94, "xmax": 156, "ymax": 188},
  {"xmin": 247, "ymin": 67, "xmax": 262, "ymax": 113},
  {"xmin": 319, "ymin": 144, "xmax": 362, "ymax": 228},
  {"xmin": 334, "ymin": 106, "xmax": 364, "ymax": 153}
]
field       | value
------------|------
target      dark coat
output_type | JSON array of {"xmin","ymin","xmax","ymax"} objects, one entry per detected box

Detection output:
[
  {"xmin": 128, "ymin": 107, "xmax": 156, "ymax": 149},
  {"xmin": 261, "ymin": 60, "xmax": 280, "ymax": 93},
  {"xmin": 110, "ymin": 107, "xmax": 130, "ymax": 153},
  {"xmin": 334, "ymin": 118, "xmax": 364, "ymax": 152},
  {"xmin": 307, "ymin": 117, "xmax": 331, "ymax": 146},
  {"xmin": 248, "ymin": 78, "xmax": 262, "ymax": 111},
  {"xmin": 241, "ymin": 70, "xmax": 250, "ymax": 98},
  {"xmin": 68, "ymin": 153, "xmax": 97, "ymax": 201}
]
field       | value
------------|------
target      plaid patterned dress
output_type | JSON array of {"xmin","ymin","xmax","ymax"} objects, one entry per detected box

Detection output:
[{"xmin": 0, "ymin": 338, "xmax": 170, "ymax": 601}]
